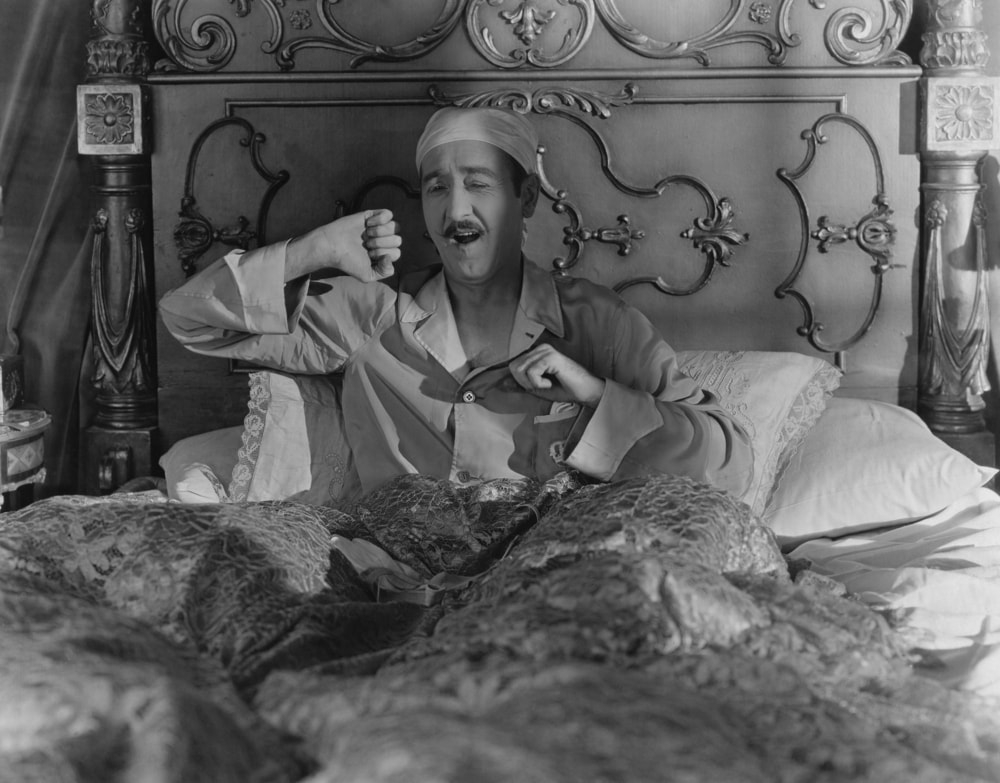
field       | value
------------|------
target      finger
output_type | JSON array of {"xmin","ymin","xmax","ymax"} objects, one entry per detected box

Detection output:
[
  {"xmin": 366, "ymin": 221, "xmax": 400, "ymax": 241},
  {"xmin": 520, "ymin": 355, "xmax": 555, "ymax": 389},
  {"xmin": 370, "ymin": 252, "xmax": 398, "ymax": 279},
  {"xmin": 364, "ymin": 209, "xmax": 394, "ymax": 227},
  {"xmin": 365, "ymin": 233, "xmax": 402, "ymax": 250},
  {"xmin": 372, "ymin": 246, "xmax": 402, "ymax": 265},
  {"xmin": 507, "ymin": 360, "xmax": 533, "ymax": 391}
]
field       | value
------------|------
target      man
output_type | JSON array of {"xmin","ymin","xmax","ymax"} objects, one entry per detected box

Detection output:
[{"xmin": 160, "ymin": 107, "xmax": 753, "ymax": 498}]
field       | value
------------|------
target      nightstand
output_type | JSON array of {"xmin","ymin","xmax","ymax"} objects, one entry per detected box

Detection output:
[{"xmin": 0, "ymin": 408, "xmax": 51, "ymax": 511}]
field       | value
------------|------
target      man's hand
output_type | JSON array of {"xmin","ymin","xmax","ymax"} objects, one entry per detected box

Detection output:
[
  {"xmin": 286, "ymin": 209, "xmax": 402, "ymax": 283},
  {"xmin": 508, "ymin": 344, "xmax": 606, "ymax": 408}
]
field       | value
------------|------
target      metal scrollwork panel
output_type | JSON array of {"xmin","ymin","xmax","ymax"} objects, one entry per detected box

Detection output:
[
  {"xmin": 776, "ymin": 113, "xmax": 899, "ymax": 356},
  {"xmin": 174, "ymin": 117, "xmax": 289, "ymax": 276},
  {"xmin": 431, "ymin": 82, "xmax": 749, "ymax": 295}
]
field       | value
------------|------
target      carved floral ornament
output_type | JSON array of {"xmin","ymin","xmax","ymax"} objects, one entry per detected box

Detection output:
[
  {"xmin": 923, "ymin": 77, "xmax": 999, "ymax": 151},
  {"xmin": 935, "ymin": 84, "xmax": 994, "ymax": 142},
  {"xmin": 151, "ymin": 0, "xmax": 914, "ymax": 72},
  {"xmin": 76, "ymin": 83, "xmax": 145, "ymax": 156}
]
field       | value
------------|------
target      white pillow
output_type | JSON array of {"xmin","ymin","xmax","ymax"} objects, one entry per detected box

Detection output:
[
  {"xmin": 764, "ymin": 397, "xmax": 998, "ymax": 546},
  {"xmin": 229, "ymin": 371, "xmax": 359, "ymax": 505},
  {"xmin": 677, "ymin": 350, "xmax": 841, "ymax": 516},
  {"xmin": 159, "ymin": 425, "xmax": 243, "ymax": 503}
]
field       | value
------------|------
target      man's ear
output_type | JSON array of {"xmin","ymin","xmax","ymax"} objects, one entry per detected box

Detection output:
[{"xmin": 521, "ymin": 173, "xmax": 541, "ymax": 218}]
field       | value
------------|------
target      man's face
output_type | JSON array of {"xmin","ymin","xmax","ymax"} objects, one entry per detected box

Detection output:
[{"xmin": 420, "ymin": 140, "xmax": 534, "ymax": 286}]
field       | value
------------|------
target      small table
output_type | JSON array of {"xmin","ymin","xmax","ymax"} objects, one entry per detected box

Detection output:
[{"xmin": 0, "ymin": 408, "xmax": 51, "ymax": 511}]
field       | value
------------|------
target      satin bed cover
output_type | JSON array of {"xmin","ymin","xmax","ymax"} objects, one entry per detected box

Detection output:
[{"xmin": 790, "ymin": 485, "xmax": 1000, "ymax": 695}]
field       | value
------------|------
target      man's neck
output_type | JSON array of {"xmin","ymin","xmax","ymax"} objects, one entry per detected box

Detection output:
[
  {"xmin": 447, "ymin": 257, "xmax": 523, "ymax": 368},
  {"xmin": 446, "ymin": 256, "xmax": 522, "ymax": 319}
]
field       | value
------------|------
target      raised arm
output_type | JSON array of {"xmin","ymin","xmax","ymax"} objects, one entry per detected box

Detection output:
[{"xmin": 159, "ymin": 210, "xmax": 402, "ymax": 374}]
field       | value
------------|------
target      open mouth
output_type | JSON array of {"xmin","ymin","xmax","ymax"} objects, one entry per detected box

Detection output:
[{"xmin": 450, "ymin": 229, "xmax": 482, "ymax": 245}]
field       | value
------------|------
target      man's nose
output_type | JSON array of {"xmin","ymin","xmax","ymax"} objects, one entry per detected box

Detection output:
[{"xmin": 444, "ymin": 186, "xmax": 473, "ymax": 221}]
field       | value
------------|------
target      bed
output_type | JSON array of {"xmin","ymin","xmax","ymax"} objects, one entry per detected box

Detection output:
[{"xmin": 5, "ymin": 0, "xmax": 1000, "ymax": 779}]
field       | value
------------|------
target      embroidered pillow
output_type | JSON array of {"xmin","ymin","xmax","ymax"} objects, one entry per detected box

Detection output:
[
  {"xmin": 229, "ymin": 371, "xmax": 359, "ymax": 505},
  {"xmin": 676, "ymin": 350, "xmax": 841, "ymax": 516}
]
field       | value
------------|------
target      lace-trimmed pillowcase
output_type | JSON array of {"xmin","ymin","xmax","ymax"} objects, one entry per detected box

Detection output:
[
  {"xmin": 676, "ymin": 350, "xmax": 842, "ymax": 516},
  {"xmin": 228, "ymin": 371, "xmax": 359, "ymax": 505}
]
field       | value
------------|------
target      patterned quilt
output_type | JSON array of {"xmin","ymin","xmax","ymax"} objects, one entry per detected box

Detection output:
[{"xmin": 1, "ymin": 473, "xmax": 998, "ymax": 782}]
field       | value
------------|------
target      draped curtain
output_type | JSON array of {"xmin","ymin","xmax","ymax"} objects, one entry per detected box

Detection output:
[{"xmin": 0, "ymin": 0, "xmax": 93, "ymax": 495}]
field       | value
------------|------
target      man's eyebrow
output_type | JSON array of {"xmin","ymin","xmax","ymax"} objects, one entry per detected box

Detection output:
[{"xmin": 421, "ymin": 165, "xmax": 500, "ymax": 184}]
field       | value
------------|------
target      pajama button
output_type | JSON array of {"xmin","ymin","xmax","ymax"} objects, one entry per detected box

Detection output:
[{"xmin": 461, "ymin": 390, "xmax": 476, "ymax": 403}]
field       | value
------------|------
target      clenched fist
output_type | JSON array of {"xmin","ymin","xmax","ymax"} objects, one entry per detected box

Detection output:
[
  {"xmin": 508, "ymin": 344, "xmax": 606, "ymax": 408},
  {"xmin": 286, "ymin": 208, "xmax": 403, "ymax": 283}
]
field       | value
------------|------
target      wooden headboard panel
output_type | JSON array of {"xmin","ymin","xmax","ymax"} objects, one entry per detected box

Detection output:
[{"xmin": 75, "ymin": 0, "xmax": 997, "ymax": 491}]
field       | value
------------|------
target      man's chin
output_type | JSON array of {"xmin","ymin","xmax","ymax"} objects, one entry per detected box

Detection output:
[{"xmin": 442, "ymin": 248, "xmax": 493, "ymax": 276}]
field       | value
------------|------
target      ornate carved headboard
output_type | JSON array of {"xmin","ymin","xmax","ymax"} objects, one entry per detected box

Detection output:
[{"xmin": 75, "ymin": 0, "xmax": 996, "ymax": 492}]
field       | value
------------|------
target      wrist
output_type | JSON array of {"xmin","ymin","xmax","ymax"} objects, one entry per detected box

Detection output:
[
  {"xmin": 583, "ymin": 379, "xmax": 606, "ymax": 409},
  {"xmin": 284, "ymin": 233, "xmax": 316, "ymax": 282}
]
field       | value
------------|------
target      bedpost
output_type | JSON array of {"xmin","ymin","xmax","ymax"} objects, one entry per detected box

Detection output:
[
  {"xmin": 76, "ymin": 0, "xmax": 158, "ymax": 493},
  {"xmin": 918, "ymin": 0, "xmax": 997, "ymax": 467}
]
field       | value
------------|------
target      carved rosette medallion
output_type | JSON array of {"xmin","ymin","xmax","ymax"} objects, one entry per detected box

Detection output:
[
  {"xmin": 922, "ymin": 77, "xmax": 1000, "ymax": 151},
  {"xmin": 749, "ymin": 3, "xmax": 773, "ymax": 25},
  {"xmin": 76, "ymin": 83, "xmax": 145, "ymax": 156}
]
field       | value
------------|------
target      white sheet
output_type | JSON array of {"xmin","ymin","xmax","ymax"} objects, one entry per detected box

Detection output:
[{"xmin": 788, "ymin": 485, "xmax": 1000, "ymax": 695}]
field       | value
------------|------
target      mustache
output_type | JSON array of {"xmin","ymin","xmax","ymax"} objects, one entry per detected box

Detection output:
[{"xmin": 442, "ymin": 220, "xmax": 485, "ymax": 238}]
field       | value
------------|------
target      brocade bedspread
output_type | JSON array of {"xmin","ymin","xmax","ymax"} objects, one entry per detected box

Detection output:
[{"xmin": 0, "ymin": 474, "xmax": 998, "ymax": 782}]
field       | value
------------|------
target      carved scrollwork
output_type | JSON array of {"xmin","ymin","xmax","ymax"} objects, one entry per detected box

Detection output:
[
  {"xmin": 429, "ymin": 83, "xmax": 638, "ymax": 119},
  {"xmin": 594, "ymin": 0, "xmax": 791, "ymax": 66},
  {"xmin": 153, "ymin": 0, "xmax": 243, "ymax": 71},
  {"xmin": 613, "ymin": 183, "xmax": 748, "ymax": 296},
  {"xmin": 816, "ymin": 0, "xmax": 913, "ymax": 66},
  {"xmin": 153, "ymin": 0, "xmax": 463, "ymax": 71},
  {"xmin": 776, "ymin": 113, "xmax": 899, "ymax": 354},
  {"xmin": 174, "ymin": 117, "xmax": 289, "ymax": 276},
  {"xmin": 278, "ymin": 0, "xmax": 464, "ymax": 70},
  {"xmin": 467, "ymin": 0, "xmax": 596, "ymax": 68}
]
